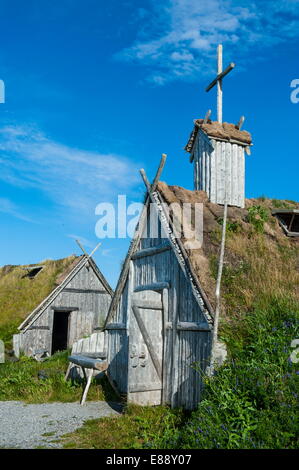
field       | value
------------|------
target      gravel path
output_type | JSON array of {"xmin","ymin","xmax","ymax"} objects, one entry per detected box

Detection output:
[{"xmin": 0, "ymin": 401, "xmax": 122, "ymax": 449}]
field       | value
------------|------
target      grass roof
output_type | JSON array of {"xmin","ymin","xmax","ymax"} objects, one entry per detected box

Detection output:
[{"xmin": 0, "ymin": 255, "xmax": 80, "ymax": 346}]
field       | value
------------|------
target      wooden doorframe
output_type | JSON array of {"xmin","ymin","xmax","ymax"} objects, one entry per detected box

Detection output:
[
  {"xmin": 130, "ymin": 285, "xmax": 169, "ymax": 404},
  {"xmin": 51, "ymin": 308, "xmax": 72, "ymax": 354}
]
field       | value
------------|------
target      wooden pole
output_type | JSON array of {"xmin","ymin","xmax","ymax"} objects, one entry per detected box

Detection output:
[
  {"xmin": 217, "ymin": 44, "xmax": 223, "ymax": 124},
  {"xmin": 210, "ymin": 201, "xmax": 227, "ymax": 371}
]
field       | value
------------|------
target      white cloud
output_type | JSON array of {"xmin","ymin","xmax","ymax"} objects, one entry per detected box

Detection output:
[
  {"xmin": 0, "ymin": 197, "xmax": 34, "ymax": 223},
  {"xmin": 66, "ymin": 234, "xmax": 94, "ymax": 250},
  {"xmin": 117, "ymin": 0, "xmax": 299, "ymax": 84},
  {"xmin": 0, "ymin": 125, "xmax": 140, "ymax": 215}
]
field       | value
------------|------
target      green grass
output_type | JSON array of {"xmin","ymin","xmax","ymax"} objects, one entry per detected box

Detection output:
[
  {"xmin": 0, "ymin": 351, "xmax": 118, "ymax": 403},
  {"xmin": 146, "ymin": 296, "xmax": 299, "ymax": 449},
  {"xmin": 59, "ymin": 296, "xmax": 299, "ymax": 449},
  {"xmin": 61, "ymin": 404, "xmax": 185, "ymax": 449},
  {"xmin": 0, "ymin": 256, "xmax": 78, "ymax": 348}
]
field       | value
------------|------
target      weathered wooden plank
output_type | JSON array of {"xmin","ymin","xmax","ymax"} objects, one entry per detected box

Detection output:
[
  {"xmin": 50, "ymin": 306, "xmax": 79, "ymax": 311},
  {"xmin": 129, "ymin": 383, "xmax": 162, "ymax": 393},
  {"xmin": 63, "ymin": 288, "xmax": 107, "ymax": 294},
  {"xmin": 131, "ymin": 304, "xmax": 162, "ymax": 380},
  {"xmin": 132, "ymin": 244, "xmax": 171, "ymax": 260},
  {"xmin": 27, "ymin": 326, "xmax": 50, "ymax": 330},
  {"xmin": 68, "ymin": 355, "xmax": 108, "ymax": 371},
  {"xmin": 166, "ymin": 322, "xmax": 211, "ymax": 331},
  {"xmin": 106, "ymin": 323, "xmax": 127, "ymax": 330},
  {"xmin": 133, "ymin": 299, "xmax": 162, "ymax": 310},
  {"xmin": 134, "ymin": 281, "xmax": 170, "ymax": 293}
]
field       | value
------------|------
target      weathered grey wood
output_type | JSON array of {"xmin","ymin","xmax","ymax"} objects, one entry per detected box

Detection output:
[
  {"xmin": 68, "ymin": 355, "xmax": 108, "ymax": 371},
  {"xmin": 64, "ymin": 363, "xmax": 72, "ymax": 380},
  {"xmin": 27, "ymin": 326, "xmax": 50, "ymax": 330},
  {"xmin": 131, "ymin": 304, "xmax": 162, "ymax": 380},
  {"xmin": 18, "ymin": 255, "xmax": 113, "ymax": 357},
  {"xmin": 13, "ymin": 334, "xmax": 21, "ymax": 358},
  {"xmin": 129, "ymin": 383, "xmax": 162, "ymax": 393},
  {"xmin": 104, "ymin": 154, "xmax": 167, "ymax": 328},
  {"xmin": 134, "ymin": 282, "xmax": 170, "ymax": 293},
  {"xmin": 50, "ymin": 306, "xmax": 79, "ymax": 311},
  {"xmin": 162, "ymin": 288, "xmax": 169, "ymax": 405},
  {"xmin": 132, "ymin": 244, "xmax": 171, "ymax": 260},
  {"xmin": 105, "ymin": 323, "xmax": 127, "ymax": 330},
  {"xmin": 176, "ymin": 322, "xmax": 212, "ymax": 331},
  {"xmin": 105, "ymin": 163, "xmax": 214, "ymax": 409},
  {"xmin": 133, "ymin": 299, "xmax": 162, "ymax": 310},
  {"xmin": 150, "ymin": 190, "xmax": 214, "ymax": 320},
  {"xmin": 80, "ymin": 368, "xmax": 93, "ymax": 405},
  {"xmin": 206, "ymin": 61, "xmax": 235, "ymax": 92},
  {"xmin": 204, "ymin": 109, "xmax": 211, "ymax": 124},
  {"xmin": 63, "ymin": 288, "xmax": 107, "ymax": 294},
  {"xmin": 0, "ymin": 340, "xmax": 4, "ymax": 363},
  {"xmin": 236, "ymin": 116, "xmax": 245, "ymax": 130}
]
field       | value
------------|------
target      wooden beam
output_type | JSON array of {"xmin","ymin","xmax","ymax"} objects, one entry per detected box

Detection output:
[
  {"xmin": 63, "ymin": 288, "xmax": 107, "ymax": 294},
  {"xmin": 27, "ymin": 326, "xmax": 50, "ymax": 330},
  {"xmin": 206, "ymin": 62, "xmax": 235, "ymax": 92},
  {"xmin": 134, "ymin": 281, "xmax": 170, "ymax": 293},
  {"xmin": 204, "ymin": 109, "xmax": 211, "ymax": 124},
  {"xmin": 76, "ymin": 239, "xmax": 88, "ymax": 256},
  {"xmin": 129, "ymin": 383, "xmax": 162, "ymax": 393},
  {"xmin": 132, "ymin": 299, "xmax": 163, "ymax": 310},
  {"xmin": 68, "ymin": 355, "xmax": 108, "ymax": 371},
  {"xmin": 166, "ymin": 322, "xmax": 211, "ymax": 331},
  {"xmin": 176, "ymin": 322, "xmax": 212, "ymax": 331},
  {"xmin": 105, "ymin": 323, "xmax": 127, "ymax": 330},
  {"xmin": 131, "ymin": 244, "xmax": 171, "ymax": 260},
  {"xmin": 88, "ymin": 241, "xmax": 102, "ymax": 258},
  {"xmin": 50, "ymin": 306, "xmax": 79, "ymax": 311},
  {"xmin": 236, "ymin": 116, "xmax": 245, "ymax": 130}
]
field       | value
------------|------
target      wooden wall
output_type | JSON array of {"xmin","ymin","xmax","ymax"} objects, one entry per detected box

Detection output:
[
  {"xmin": 193, "ymin": 130, "xmax": 246, "ymax": 208},
  {"xmin": 107, "ymin": 212, "xmax": 212, "ymax": 409},
  {"xmin": 16, "ymin": 262, "xmax": 112, "ymax": 357}
]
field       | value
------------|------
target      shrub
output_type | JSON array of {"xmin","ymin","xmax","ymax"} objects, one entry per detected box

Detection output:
[
  {"xmin": 247, "ymin": 206, "xmax": 269, "ymax": 233},
  {"xmin": 147, "ymin": 296, "xmax": 299, "ymax": 449}
]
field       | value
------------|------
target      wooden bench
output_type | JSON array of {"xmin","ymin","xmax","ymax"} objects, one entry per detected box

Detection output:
[{"xmin": 66, "ymin": 354, "xmax": 108, "ymax": 405}]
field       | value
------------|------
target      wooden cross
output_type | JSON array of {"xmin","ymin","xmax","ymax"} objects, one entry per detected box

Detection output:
[
  {"xmin": 75, "ymin": 239, "xmax": 102, "ymax": 259},
  {"xmin": 206, "ymin": 44, "xmax": 235, "ymax": 123}
]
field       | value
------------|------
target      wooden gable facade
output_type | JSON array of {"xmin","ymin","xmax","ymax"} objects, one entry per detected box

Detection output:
[
  {"xmin": 105, "ymin": 177, "xmax": 214, "ymax": 409},
  {"xmin": 186, "ymin": 120, "xmax": 252, "ymax": 208},
  {"xmin": 13, "ymin": 255, "xmax": 113, "ymax": 358}
]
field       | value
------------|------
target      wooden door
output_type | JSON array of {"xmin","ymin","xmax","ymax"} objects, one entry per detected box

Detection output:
[{"xmin": 128, "ymin": 289, "xmax": 165, "ymax": 406}]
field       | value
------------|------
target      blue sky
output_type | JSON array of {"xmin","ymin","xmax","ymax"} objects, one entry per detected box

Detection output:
[{"xmin": 0, "ymin": 0, "xmax": 299, "ymax": 287}]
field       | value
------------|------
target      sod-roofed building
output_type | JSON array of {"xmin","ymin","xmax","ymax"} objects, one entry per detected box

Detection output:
[{"xmin": 11, "ymin": 255, "xmax": 113, "ymax": 357}]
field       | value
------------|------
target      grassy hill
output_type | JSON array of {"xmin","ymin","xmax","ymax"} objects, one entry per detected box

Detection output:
[{"xmin": 0, "ymin": 255, "xmax": 79, "ymax": 347}]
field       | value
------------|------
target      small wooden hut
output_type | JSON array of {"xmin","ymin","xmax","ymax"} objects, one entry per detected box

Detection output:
[
  {"xmin": 186, "ymin": 119, "xmax": 252, "ymax": 208},
  {"xmin": 104, "ymin": 178, "xmax": 215, "ymax": 409},
  {"xmin": 13, "ymin": 255, "xmax": 113, "ymax": 357}
]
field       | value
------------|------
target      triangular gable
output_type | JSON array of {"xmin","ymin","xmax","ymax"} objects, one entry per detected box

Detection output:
[
  {"xmin": 105, "ymin": 184, "xmax": 214, "ymax": 327},
  {"xmin": 149, "ymin": 188, "xmax": 214, "ymax": 324},
  {"xmin": 19, "ymin": 255, "xmax": 112, "ymax": 332}
]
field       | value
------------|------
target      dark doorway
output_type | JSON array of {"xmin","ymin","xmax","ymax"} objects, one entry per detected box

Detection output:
[{"xmin": 52, "ymin": 310, "xmax": 70, "ymax": 354}]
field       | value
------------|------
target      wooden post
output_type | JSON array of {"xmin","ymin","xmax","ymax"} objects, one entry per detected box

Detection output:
[
  {"xmin": 217, "ymin": 44, "xmax": 223, "ymax": 124},
  {"xmin": 0, "ymin": 340, "xmax": 4, "ymax": 363},
  {"xmin": 205, "ymin": 44, "xmax": 235, "ymax": 124}
]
